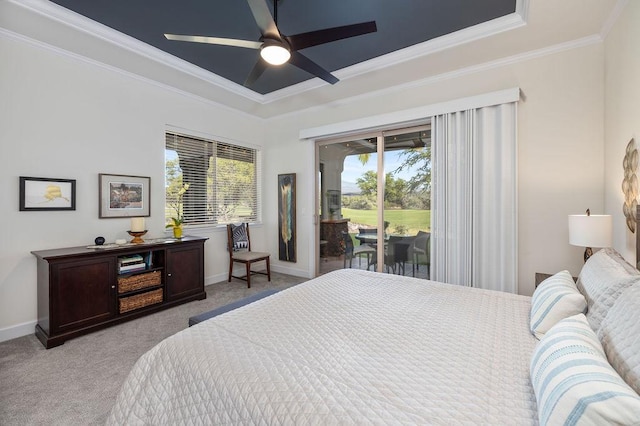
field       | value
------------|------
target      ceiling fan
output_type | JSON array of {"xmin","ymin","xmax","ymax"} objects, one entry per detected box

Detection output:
[{"xmin": 164, "ymin": 0, "xmax": 377, "ymax": 87}]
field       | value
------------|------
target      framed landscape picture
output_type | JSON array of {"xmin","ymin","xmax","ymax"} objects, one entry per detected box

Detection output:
[
  {"xmin": 99, "ymin": 173, "xmax": 150, "ymax": 218},
  {"xmin": 19, "ymin": 176, "xmax": 76, "ymax": 211}
]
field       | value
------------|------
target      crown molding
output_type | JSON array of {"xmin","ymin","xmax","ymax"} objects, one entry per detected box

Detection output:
[
  {"xmin": 3, "ymin": 0, "xmax": 601, "ymax": 123},
  {"xmin": 271, "ymin": 34, "xmax": 602, "ymax": 120},
  {"xmin": 10, "ymin": 0, "xmax": 529, "ymax": 105},
  {"xmin": 10, "ymin": 0, "xmax": 265, "ymax": 102},
  {"xmin": 0, "ymin": 26, "xmax": 265, "ymax": 121},
  {"xmin": 600, "ymin": 0, "xmax": 628, "ymax": 39},
  {"xmin": 261, "ymin": 1, "xmax": 529, "ymax": 103}
]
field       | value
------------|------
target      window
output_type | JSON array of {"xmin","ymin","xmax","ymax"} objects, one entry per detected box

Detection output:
[{"xmin": 165, "ymin": 132, "xmax": 261, "ymax": 226}]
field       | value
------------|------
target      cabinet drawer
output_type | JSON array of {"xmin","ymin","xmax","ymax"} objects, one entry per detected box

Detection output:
[
  {"xmin": 119, "ymin": 288, "xmax": 163, "ymax": 314},
  {"xmin": 118, "ymin": 271, "xmax": 162, "ymax": 293}
]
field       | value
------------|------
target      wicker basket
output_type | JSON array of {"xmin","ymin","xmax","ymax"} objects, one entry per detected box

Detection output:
[
  {"xmin": 118, "ymin": 271, "xmax": 162, "ymax": 294},
  {"xmin": 119, "ymin": 288, "xmax": 163, "ymax": 314}
]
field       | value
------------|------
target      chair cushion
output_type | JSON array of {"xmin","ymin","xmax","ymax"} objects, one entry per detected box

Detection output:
[
  {"xmin": 354, "ymin": 244, "xmax": 375, "ymax": 255},
  {"xmin": 232, "ymin": 251, "xmax": 269, "ymax": 261}
]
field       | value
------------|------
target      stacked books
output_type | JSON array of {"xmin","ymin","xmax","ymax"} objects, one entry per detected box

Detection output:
[{"xmin": 118, "ymin": 254, "xmax": 146, "ymax": 274}]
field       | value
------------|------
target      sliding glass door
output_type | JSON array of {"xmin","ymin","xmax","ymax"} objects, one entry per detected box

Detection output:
[
  {"xmin": 316, "ymin": 124, "xmax": 431, "ymax": 278},
  {"xmin": 382, "ymin": 129, "xmax": 431, "ymax": 278}
]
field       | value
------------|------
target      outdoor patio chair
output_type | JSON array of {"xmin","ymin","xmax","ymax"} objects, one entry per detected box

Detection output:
[{"xmin": 342, "ymin": 231, "xmax": 375, "ymax": 269}]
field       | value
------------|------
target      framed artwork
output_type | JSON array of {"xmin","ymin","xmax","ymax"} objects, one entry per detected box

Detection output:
[
  {"xmin": 327, "ymin": 189, "xmax": 341, "ymax": 217},
  {"xmin": 19, "ymin": 176, "xmax": 76, "ymax": 211},
  {"xmin": 99, "ymin": 173, "xmax": 150, "ymax": 218},
  {"xmin": 278, "ymin": 173, "xmax": 296, "ymax": 262},
  {"xmin": 622, "ymin": 138, "xmax": 638, "ymax": 233}
]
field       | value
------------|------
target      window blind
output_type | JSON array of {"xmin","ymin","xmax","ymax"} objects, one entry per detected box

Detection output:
[{"xmin": 165, "ymin": 132, "xmax": 261, "ymax": 226}]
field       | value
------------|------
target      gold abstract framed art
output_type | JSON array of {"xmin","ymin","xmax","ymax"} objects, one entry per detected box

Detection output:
[{"xmin": 19, "ymin": 176, "xmax": 76, "ymax": 211}]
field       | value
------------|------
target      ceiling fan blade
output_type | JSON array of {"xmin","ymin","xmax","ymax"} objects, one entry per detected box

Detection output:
[
  {"xmin": 164, "ymin": 34, "xmax": 262, "ymax": 49},
  {"xmin": 246, "ymin": 0, "xmax": 280, "ymax": 40},
  {"xmin": 244, "ymin": 57, "xmax": 268, "ymax": 87},
  {"xmin": 286, "ymin": 21, "xmax": 377, "ymax": 51},
  {"xmin": 289, "ymin": 51, "xmax": 338, "ymax": 85}
]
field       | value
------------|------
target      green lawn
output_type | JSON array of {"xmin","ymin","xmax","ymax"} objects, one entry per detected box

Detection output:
[{"xmin": 342, "ymin": 208, "xmax": 431, "ymax": 235}]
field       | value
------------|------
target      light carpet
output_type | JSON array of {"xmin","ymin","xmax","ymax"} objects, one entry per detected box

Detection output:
[{"xmin": 0, "ymin": 273, "xmax": 306, "ymax": 425}]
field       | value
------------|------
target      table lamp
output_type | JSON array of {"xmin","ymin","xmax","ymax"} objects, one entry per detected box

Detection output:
[{"xmin": 568, "ymin": 209, "xmax": 613, "ymax": 262}]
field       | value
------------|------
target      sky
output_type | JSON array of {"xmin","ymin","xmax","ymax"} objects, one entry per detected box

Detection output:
[{"xmin": 341, "ymin": 151, "xmax": 418, "ymax": 194}]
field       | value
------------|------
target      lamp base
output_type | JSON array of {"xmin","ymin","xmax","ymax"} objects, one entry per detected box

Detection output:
[{"xmin": 584, "ymin": 246, "xmax": 593, "ymax": 263}]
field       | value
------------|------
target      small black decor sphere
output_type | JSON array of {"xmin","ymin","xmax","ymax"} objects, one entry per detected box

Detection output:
[{"xmin": 95, "ymin": 236, "xmax": 106, "ymax": 246}]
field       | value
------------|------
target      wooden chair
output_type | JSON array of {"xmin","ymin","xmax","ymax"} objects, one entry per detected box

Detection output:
[{"xmin": 227, "ymin": 223, "xmax": 271, "ymax": 288}]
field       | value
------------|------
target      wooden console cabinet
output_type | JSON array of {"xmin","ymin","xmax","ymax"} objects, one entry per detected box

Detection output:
[{"xmin": 32, "ymin": 236, "xmax": 207, "ymax": 348}]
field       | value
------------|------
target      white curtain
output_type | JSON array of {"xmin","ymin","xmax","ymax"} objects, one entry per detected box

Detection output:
[{"xmin": 431, "ymin": 102, "xmax": 517, "ymax": 293}]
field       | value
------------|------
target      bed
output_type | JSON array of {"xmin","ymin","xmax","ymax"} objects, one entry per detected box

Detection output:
[{"xmin": 107, "ymin": 252, "xmax": 640, "ymax": 425}]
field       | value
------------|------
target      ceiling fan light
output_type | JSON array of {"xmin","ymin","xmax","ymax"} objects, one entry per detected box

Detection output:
[{"xmin": 260, "ymin": 44, "xmax": 290, "ymax": 65}]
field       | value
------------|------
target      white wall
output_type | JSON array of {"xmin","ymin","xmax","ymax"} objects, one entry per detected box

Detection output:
[
  {"xmin": 0, "ymin": 35, "xmax": 265, "ymax": 340},
  {"xmin": 263, "ymin": 42, "xmax": 606, "ymax": 297},
  {"xmin": 604, "ymin": 1, "xmax": 640, "ymax": 263}
]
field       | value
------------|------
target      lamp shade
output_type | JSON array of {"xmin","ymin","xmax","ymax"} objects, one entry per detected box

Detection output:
[{"xmin": 568, "ymin": 214, "xmax": 613, "ymax": 248}]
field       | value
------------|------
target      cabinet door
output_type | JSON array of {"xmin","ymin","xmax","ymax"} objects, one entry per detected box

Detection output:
[
  {"xmin": 51, "ymin": 257, "xmax": 116, "ymax": 333},
  {"xmin": 166, "ymin": 243, "xmax": 204, "ymax": 301}
]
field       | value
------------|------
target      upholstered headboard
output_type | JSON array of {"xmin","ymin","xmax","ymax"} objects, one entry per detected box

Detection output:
[{"xmin": 637, "ymin": 205, "xmax": 640, "ymax": 268}]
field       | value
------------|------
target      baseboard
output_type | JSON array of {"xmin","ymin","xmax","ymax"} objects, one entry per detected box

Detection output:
[
  {"xmin": 271, "ymin": 264, "xmax": 311, "ymax": 279},
  {"xmin": 0, "ymin": 320, "xmax": 36, "ymax": 344},
  {"xmin": 205, "ymin": 272, "xmax": 228, "ymax": 286},
  {"xmin": 205, "ymin": 265, "xmax": 311, "ymax": 287}
]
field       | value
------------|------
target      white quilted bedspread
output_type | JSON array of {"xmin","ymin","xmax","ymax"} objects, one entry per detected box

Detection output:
[{"xmin": 107, "ymin": 269, "xmax": 538, "ymax": 425}]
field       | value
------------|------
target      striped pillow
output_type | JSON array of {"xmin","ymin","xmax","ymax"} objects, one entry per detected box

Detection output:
[
  {"xmin": 530, "ymin": 270, "xmax": 586, "ymax": 339},
  {"xmin": 230, "ymin": 223, "xmax": 249, "ymax": 251},
  {"xmin": 530, "ymin": 314, "xmax": 640, "ymax": 425}
]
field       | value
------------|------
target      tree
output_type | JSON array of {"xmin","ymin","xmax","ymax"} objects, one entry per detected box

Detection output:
[
  {"xmin": 393, "ymin": 145, "xmax": 432, "ymax": 194},
  {"xmin": 357, "ymin": 153, "xmax": 371, "ymax": 166},
  {"xmin": 165, "ymin": 158, "xmax": 186, "ymax": 218},
  {"xmin": 384, "ymin": 174, "xmax": 409, "ymax": 208},
  {"xmin": 355, "ymin": 170, "xmax": 410, "ymax": 208},
  {"xmin": 352, "ymin": 143, "xmax": 431, "ymax": 209},
  {"xmin": 355, "ymin": 170, "xmax": 378, "ymax": 196},
  {"xmin": 166, "ymin": 154, "xmax": 257, "ymax": 223},
  {"xmin": 214, "ymin": 156, "xmax": 256, "ymax": 221}
]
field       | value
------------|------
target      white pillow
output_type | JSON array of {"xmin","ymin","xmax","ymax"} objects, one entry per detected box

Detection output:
[
  {"xmin": 530, "ymin": 314, "xmax": 640, "ymax": 425},
  {"xmin": 530, "ymin": 270, "xmax": 586, "ymax": 339},
  {"xmin": 598, "ymin": 284, "xmax": 640, "ymax": 395},
  {"xmin": 576, "ymin": 248, "xmax": 640, "ymax": 332}
]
